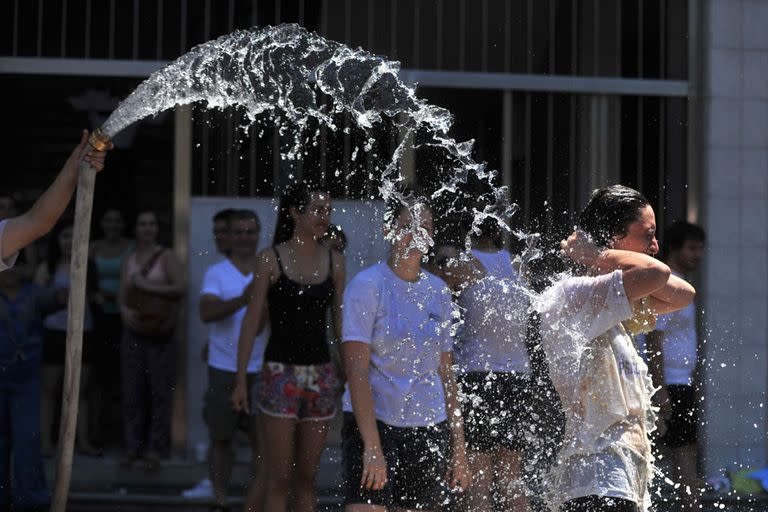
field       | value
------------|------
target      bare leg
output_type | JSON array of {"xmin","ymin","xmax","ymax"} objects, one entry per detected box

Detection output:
[
  {"xmin": 292, "ymin": 420, "xmax": 330, "ymax": 512},
  {"xmin": 40, "ymin": 364, "xmax": 63, "ymax": 457},
  {"xmin": 245, "ymin": 412, "xmax": 266, "ymax": 512},
  {"xmin": 261, "ymin": 414, "xmax": 298, "ymax": 512},
  {"xmin": 210, "ymin": 439, "xmax": 234, "ymax": 506},
  {"xmin": 495, "ymin": 448, "xmax": 528, "ymax": 511},
  {"xmin": 463, "ymin": 449, "xmax": 494, "ymax": 512}
]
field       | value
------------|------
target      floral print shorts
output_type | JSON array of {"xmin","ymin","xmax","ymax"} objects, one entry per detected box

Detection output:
[{"xmin": 258, "ymin": 361, "xmax": 340, "ymax": 421}]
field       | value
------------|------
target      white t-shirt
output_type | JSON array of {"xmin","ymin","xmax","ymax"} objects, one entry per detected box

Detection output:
[
  {"xmin": 653, "ymin": 276, "xmax": 697, "ymax": 386},
  {"xmin": 342, "ymin": 262, "xmax": 455, "ymax": 427},
  {"xmin": 536, "ymin": 270, "xmax": 655, "ymax": 511},
  {"xmin": 454, "ymin": 249, "xmax": 530, "ymax": 373},
  {"xmin": 0, "ymin": 220, "xmax": 19, "ymax": 272},
  {"xmin": 634, "ymin": 272, "xmax": 697, "ymax": 386},
  {"xmin": 200, "ymin": 258, "xmax": 266, "ymax": 374}
]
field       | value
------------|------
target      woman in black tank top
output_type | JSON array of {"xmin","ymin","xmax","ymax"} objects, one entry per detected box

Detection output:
[
  {"xmin": 233, "ymin": 180, "xmax": 346, "ymax": 512},
  {"xmin": 265, "ymin": 247, "xmax": 334, "ymax": 364}
]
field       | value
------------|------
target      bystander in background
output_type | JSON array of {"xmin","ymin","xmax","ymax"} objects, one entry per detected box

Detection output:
[{"xmin": 642, "ymin": 221, "xmax": 705, "ymax": 508}]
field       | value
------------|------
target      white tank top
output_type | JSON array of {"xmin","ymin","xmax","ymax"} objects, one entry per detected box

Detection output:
[{"xmin": 454, "ymin": 249, "xmax": 530, "ymax": 373}]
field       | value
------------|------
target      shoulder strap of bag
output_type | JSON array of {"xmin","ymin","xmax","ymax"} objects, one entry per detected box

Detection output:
[{"xmin": 140, "ymin": 248, "xmax": 165, "ymax": 277}]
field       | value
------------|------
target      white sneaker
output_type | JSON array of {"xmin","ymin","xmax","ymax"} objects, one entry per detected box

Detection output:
[{"xmin": 182, "ymin": 478, "xmax": 214, "ymax": 498}]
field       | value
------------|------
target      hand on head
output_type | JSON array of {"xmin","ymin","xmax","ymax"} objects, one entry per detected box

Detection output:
[{"xmin": 560, "ymin": 229, "xmax": 602, "ymax": 267}]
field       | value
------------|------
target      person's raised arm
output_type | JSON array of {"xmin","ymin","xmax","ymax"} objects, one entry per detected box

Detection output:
[
  {"xmin": 561, "ymin": 230, "xmax": 671, "ymax": 302},
  {"xmin": 343, "ymin": 341, "xmax": 387, "ymax": 491},
  {"xmin": 231, "ymin": 251, "xmax": 273, "ymax": 413},
  {"xmin": 2, "ymin": 130, "xmax": 112, "ymax": 261},
  {"xmin": 646, "ymin": 274, "xmax": 695, "ymax": 315}
]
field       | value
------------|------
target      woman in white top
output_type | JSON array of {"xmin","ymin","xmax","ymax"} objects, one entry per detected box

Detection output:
[
  {"xmin": 430, "ymin": 218, "xmax": 531, "ymax": 511},
  {"xmin": 341, "ymin": 196, "xmax": 470, "ymax": 512},
  {"xmin": 537, "ymin": 185, "xmax": 695, "ymax": 512}
]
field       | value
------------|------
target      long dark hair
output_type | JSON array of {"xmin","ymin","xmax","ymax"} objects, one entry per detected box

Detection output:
[
  {"xmin": 577, "ymin": 185, "xmax": 650, "ymax": 248},
  {"xmin": 273, "ymin": 180, "xmax": 328, "ymax": 246}
]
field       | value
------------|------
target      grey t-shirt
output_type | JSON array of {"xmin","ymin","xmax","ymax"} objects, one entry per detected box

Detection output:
[{"xmin": 0, "ymin": 220, "xmax": 19, "ymax": 272}]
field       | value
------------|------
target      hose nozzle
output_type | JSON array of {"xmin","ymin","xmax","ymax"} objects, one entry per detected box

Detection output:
[{"xmin": 88, "ymin": 128, "xmax": 112, "ymax": 151}]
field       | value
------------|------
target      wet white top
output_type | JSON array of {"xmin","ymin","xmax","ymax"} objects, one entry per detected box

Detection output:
[
  {"xmin": 537, "ymin": 270, "xmax": 655, "ymax": 511},
  {"xmin": 454, "ymin": 249, "xmax": 530, "ymax": 373},
  {"xmin": 342, "ymin": 262, "xmax": 455, "ymax": 427},
  {"xmin": 201, "ymin": 258, "xmax": 266, "ymax": 373},
  {"xmin": 0, "ymin": 220, "xmax": 18, "ymax": 272}
]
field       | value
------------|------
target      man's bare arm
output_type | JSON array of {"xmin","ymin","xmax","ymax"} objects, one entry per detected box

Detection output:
[{"xmin": 2, "ymin": 130, "xmax": 112, "ymax": 261}]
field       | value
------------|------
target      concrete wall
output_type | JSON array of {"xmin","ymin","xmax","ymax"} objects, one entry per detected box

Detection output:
[
  {"xmin": 702, "ymin": 0, "xmax": 768, "ymax": 476},
  {"xmin": 184, "ymin": 197, "xmax": 389, "ymax": 456}
]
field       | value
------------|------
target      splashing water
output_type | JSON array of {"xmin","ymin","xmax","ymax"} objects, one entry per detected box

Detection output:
[
  {"xmin": 102, "ymin": 23, "xmax": 513, "ymax": 252},
  {"xmin": 101, "ymin": 23, "xmax": 673, "ymax": 512}
]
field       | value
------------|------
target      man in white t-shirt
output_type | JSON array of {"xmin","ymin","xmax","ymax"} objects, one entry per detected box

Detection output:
[
  {"xmin": 643, "ymin": 221, "xmax": 705, "ymax": 506},
  {"xmin": 199, "ymin": 209, "xmax": 267, "ymax": 510},
  {"xmin": 1, "ymin": 131, "xmax": 111, "ymax": 273}
]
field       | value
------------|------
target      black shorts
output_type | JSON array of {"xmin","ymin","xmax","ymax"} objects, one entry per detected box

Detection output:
[
  {"xmin": 661, "ymin": 384, "xmax": 698, "ymax": 448},
  {"xmin": 342, "ymin": 412, "xmax": 451, "ymax": 510},
  {"xmin": 561, "ymin": 495, "xmax": 638, "ymax": 512},
  {"xmin": 43, "ymin": 328, "xmax": 93, "ymax": 365},
  {"xmin": 458, "ymin": 371, "xmax": 532, "ymax": 453},
  {"xmin": 203, "ymin": 367, "xmax": 259, "ymax": 442}
]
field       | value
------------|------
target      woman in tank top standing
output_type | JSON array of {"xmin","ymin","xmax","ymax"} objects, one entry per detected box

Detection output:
[
  {"xmin": 118, "ymin": 210, "xmax": 184, "ymax": 471},
  {"xmin": 91, "ymin": 208, "xmax": 134, "ymax": 448},
  {"xmin": 232, "ymin": 180, "xmax": 345, "ymax": 512},
  {"xmin": 431, "ymin": 218, "xmax": 532, "ymax": 511}
]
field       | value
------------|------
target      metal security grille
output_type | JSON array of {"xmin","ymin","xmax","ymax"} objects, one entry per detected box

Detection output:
[{"xmin": 3, "ymin": 0, "xmax": 687, "ymax": 79}]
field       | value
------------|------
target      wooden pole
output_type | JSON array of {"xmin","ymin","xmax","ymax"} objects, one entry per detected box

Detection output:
[{"xmin": 50, "ymin": 157, "xmax": 98, "ymax": 512}]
